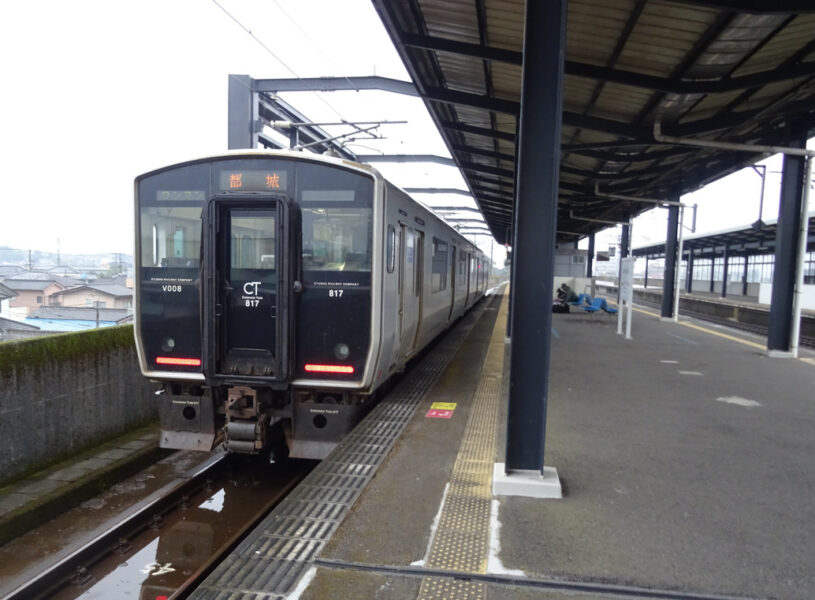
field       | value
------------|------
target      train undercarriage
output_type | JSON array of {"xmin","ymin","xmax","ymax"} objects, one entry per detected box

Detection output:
[{"xmin": 156, "ymin": 383, "xmax": 374, "ymax": 460}]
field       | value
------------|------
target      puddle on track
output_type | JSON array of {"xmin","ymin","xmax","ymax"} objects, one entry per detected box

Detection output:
[{"xmin": 1, "ymin": 452, "xmax": 313, "ymax": 599}]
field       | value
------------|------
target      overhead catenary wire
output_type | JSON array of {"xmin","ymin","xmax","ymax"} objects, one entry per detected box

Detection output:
[
  {"xmin": 270, "ymin": 0, "xmax": 359, "ymax": 95},
  {"xmin": 212, "ymin": 1, "xmax": 493, "ymax": 241},
  {"xmin": 211, "ymin": 0, "xmax": 347, "ymax": 122}
]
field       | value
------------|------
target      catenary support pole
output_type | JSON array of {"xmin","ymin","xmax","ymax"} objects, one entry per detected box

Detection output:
[
  {"xmin": 661, "ymin": 203, "xmax": 679, "ymax": 318},
  {"xmin": 228, "ymin": 74, "xmax": 257, "ymax": 149},
  {"xmin": 506, "ymin": 0, "xmax": 566, "ymax": 473},
  {"xmin": 768, "ymin": 134, "xmax": 807, "ymax": 353}
]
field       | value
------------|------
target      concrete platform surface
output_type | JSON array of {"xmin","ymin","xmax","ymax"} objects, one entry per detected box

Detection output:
[{"xmin": 304, "ymin": 295, "xmax": 815, "ymax": 599}]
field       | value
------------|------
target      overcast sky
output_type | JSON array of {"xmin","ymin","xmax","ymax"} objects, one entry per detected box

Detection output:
[
  {"xmin": 0, "ymin": 0, "xmax": 809, "ymax": 263},
  {"xmin": 0, "ymin": 0, "xmax": 470, "ymax": 258}
]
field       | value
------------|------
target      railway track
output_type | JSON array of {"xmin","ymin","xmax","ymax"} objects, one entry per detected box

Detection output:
[{"xmin": 2, "ymin": 454, "xmax": 312, "ymax": 600}]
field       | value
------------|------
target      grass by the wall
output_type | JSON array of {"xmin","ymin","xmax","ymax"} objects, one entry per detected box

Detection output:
[{"xmin": 0, "ymin": 324, "xmax": 135, "ymax": 377}]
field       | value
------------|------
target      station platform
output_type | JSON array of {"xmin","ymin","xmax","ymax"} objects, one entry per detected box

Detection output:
[
  {"xmin": 595, "ymin": 283, "xmax": 815, "ymax": 344},
  {"xmin": 190, "ymin": 291, "xmax": 815, "ymax": 600},
  {"xmin": 633, "ymin": 284, "xmax": 815, "ymax": 315}
]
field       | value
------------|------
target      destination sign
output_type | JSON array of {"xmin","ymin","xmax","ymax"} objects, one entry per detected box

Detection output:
[
  {"xmin": 156, "ymin": 190, "xmax": 206, "ymax": 202},
  {"xmin": 218, "ymin": 170, "xmax": 288, "ymax": 192}
]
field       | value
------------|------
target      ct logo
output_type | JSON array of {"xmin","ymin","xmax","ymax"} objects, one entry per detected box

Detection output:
[{"xmin": 243, "ymin": 281, "xmax": 261, "ymax": 296}]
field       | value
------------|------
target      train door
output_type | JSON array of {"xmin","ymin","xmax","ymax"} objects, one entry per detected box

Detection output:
[
  {"xmin": 448, "ymin": 246, "xmax": 456, "ymax": 321},
  {"xmin": 398, "ymin": 225, "xmax": 423, "ymax": 357},
  {"xmin": 465, "ymin": 252, "xmax": 472, "ymax": 302},
  {"xmin": 208, "ymin": 199, "xmax": 290, "ymax": 380}
]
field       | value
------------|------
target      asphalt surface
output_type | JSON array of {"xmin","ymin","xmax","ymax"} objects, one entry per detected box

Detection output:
[
  {"xmin": 315, "ymin": 296, "xmax": 815, "ymax": 599},
  {"xmin": 499, "ymin": 305, "xmax": 815, "ymax": 599}
]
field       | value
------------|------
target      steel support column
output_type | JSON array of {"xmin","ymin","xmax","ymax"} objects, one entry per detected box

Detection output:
[
  {"xmin": 644, "ymin": 256, "xmax": 649, "ymax": 288},
  {"xmin": 722, "ymin": 244, "xmax": 730, "ymax": 298},
  {"xmin": 686, "ymin": 251, "xmax": 694, "ymax": 293},
  {"xmin": 506, "ymin": 0, "xmax": 566, "ymax": 473},
  {"xmin": 661, "ymin": 204, "xmax": 679, "ymax": 318},
  {"xmin": 620, "ymin": 225, "xmax": 630, "ymax": 258},
  {"xmin": 742, "ymin": 256, "xmax": 750, "ymax": 296},
  {"xmin": 709, "ymin": 258, "xmax": 716, "ymax": 293},
  {"xmin": 618, "ymin": 224, "xmax": 630, "ymax": 304},
  {"xmin": 768, "ymin": 134, "xmax": 807, "ymax": 352},
  {"xmin": 228, "ymin": 75, "xmax": 257, "ymax": 149},
  {"xmin": 587, "ymin": 233, "xmax": 595, "ymax": 277}
]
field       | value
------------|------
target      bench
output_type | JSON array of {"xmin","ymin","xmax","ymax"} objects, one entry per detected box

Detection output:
[{"xmin": 583, "ymin": 297, "xmax": 618, "ymax": 315}]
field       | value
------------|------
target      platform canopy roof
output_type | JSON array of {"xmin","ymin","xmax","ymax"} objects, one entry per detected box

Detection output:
[
  {"xmin": 370, "ymin": 0, "xmax": 815, "ymax": 246},
  {"xmin": 633, "ymin": 213, "xmax": 815, "ymax": 259}
]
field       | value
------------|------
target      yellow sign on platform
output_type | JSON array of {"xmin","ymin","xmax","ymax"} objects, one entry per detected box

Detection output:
[{"xmin": 430, "ymin": 402, "xmax": 457, "ymax": 411}]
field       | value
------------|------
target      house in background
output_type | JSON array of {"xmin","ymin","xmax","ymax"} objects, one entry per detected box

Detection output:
[
  {"xmin": 0, "ymin": 266, "xmax": 26, "ymax": 279},
  {"xmin": 0, "ymin": 281, "xmax": 17, "ymax": 316},
  {"xmin": 0, "ymin": 316, "xmax": 42, "ymax": 341},
  {"xmin": 26, "ymin": 306, "xmax": 129, "ymax": 332},
  {"xmin": 49, "ymin": 283, "xmax": 133, "ymax": 310},
  {"xmin": 3, "ymin": 279, "xmax": 66, "ymax": 315}
]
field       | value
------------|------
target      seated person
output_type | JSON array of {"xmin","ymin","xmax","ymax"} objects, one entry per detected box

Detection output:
[{"xmin": 557, "ymin": 283, "xmax": 578, "ymax": 305}]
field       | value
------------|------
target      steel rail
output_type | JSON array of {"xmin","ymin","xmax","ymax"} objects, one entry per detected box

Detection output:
[
  {"xmin": 2, "ymin": 453, "xmax": 228, "ymax": 600},
  {"xmin": 170, "ymin": 466, "xmax": 308, "ymax": 599}
]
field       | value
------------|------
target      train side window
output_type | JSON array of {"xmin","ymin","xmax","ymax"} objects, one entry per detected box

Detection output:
[
  {"xmin": 386, "ymin": 225, "xmax": 396, "ymax": 273},
  {"xmin": 431, "ymin": 237, "xmax": 448, "ymax": 293}
]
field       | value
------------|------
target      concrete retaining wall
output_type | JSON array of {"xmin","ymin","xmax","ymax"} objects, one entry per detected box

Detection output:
[{"xmin": 0, "ymin": 325, "xmax": 158, "ymax": 485}]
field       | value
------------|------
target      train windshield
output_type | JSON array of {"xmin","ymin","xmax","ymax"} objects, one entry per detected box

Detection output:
[
  {"xmin": 301, "ymin": 207, "xmax": 372, "ymax": 271},
  {"xmin": 140, "ymin": 207, "xmax": 202, "ymax": 268},
  {"xmin": 298, "ymin": 163, "xmax": 374, "ymax": 275}
]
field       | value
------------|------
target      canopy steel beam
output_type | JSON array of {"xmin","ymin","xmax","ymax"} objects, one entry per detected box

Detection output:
[
  {"xmin": 451, "ymin": 144, "xmax": 515, "ymax": 162},
  {"xmin": 398, "ymin": 32, "xmax": 815, "ymax": 95},
  {"xmin": 403, "ymin": 187, "xmax": 471, "ymax": 196},
  {"xmin": 356, "ymin": 154, "xmax": 456, "ymax": 166},
  {"xmin": 567, "ymin": 59, "xmax": 815, "ymax": 95},
  {"xmin": 674, "ymin": 0, "xmax": 815, "ymax": 13},
  {"xmin": 461, "ymin": 162, "xmax": 514, "ymax": 179},
  {"xmin": 439, "ymin": 120, "xmax": 516, "ymax": 142},
  {"xmin": 400, "ymin": 32, "xmax": 522, "ymax": 65},
  {"xmin": 429, "ymin": 206, "xmax": 483, "ymax": 213}
]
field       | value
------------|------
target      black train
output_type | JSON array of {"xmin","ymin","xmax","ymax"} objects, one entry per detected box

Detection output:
[{"xmin": 134, "ymin": 151, "xmax": 488, "ymax": 460}]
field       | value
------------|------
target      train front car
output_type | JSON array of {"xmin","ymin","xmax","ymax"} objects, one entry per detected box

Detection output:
[{"xmin": 135, "ymin": 152, "xmax": 378, "ymax": 459}]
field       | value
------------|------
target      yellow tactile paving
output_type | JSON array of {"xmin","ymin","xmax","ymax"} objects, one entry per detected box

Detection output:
[
  {"xmin": 420, "ymin": 577, "xmax": 486, "ymax": 599},
  {"xmin": 417, "ymin": 296, "xmax": 506, "ymax": 600}
]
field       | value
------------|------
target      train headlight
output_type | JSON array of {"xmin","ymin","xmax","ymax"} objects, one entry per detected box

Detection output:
[
  {"xmin": 161, "ymin": 337, "xmax": 176, "ymax": 352},
  {"xmin": 334, "ymin": 343, "xmax": 350, "ymax": 360}
]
